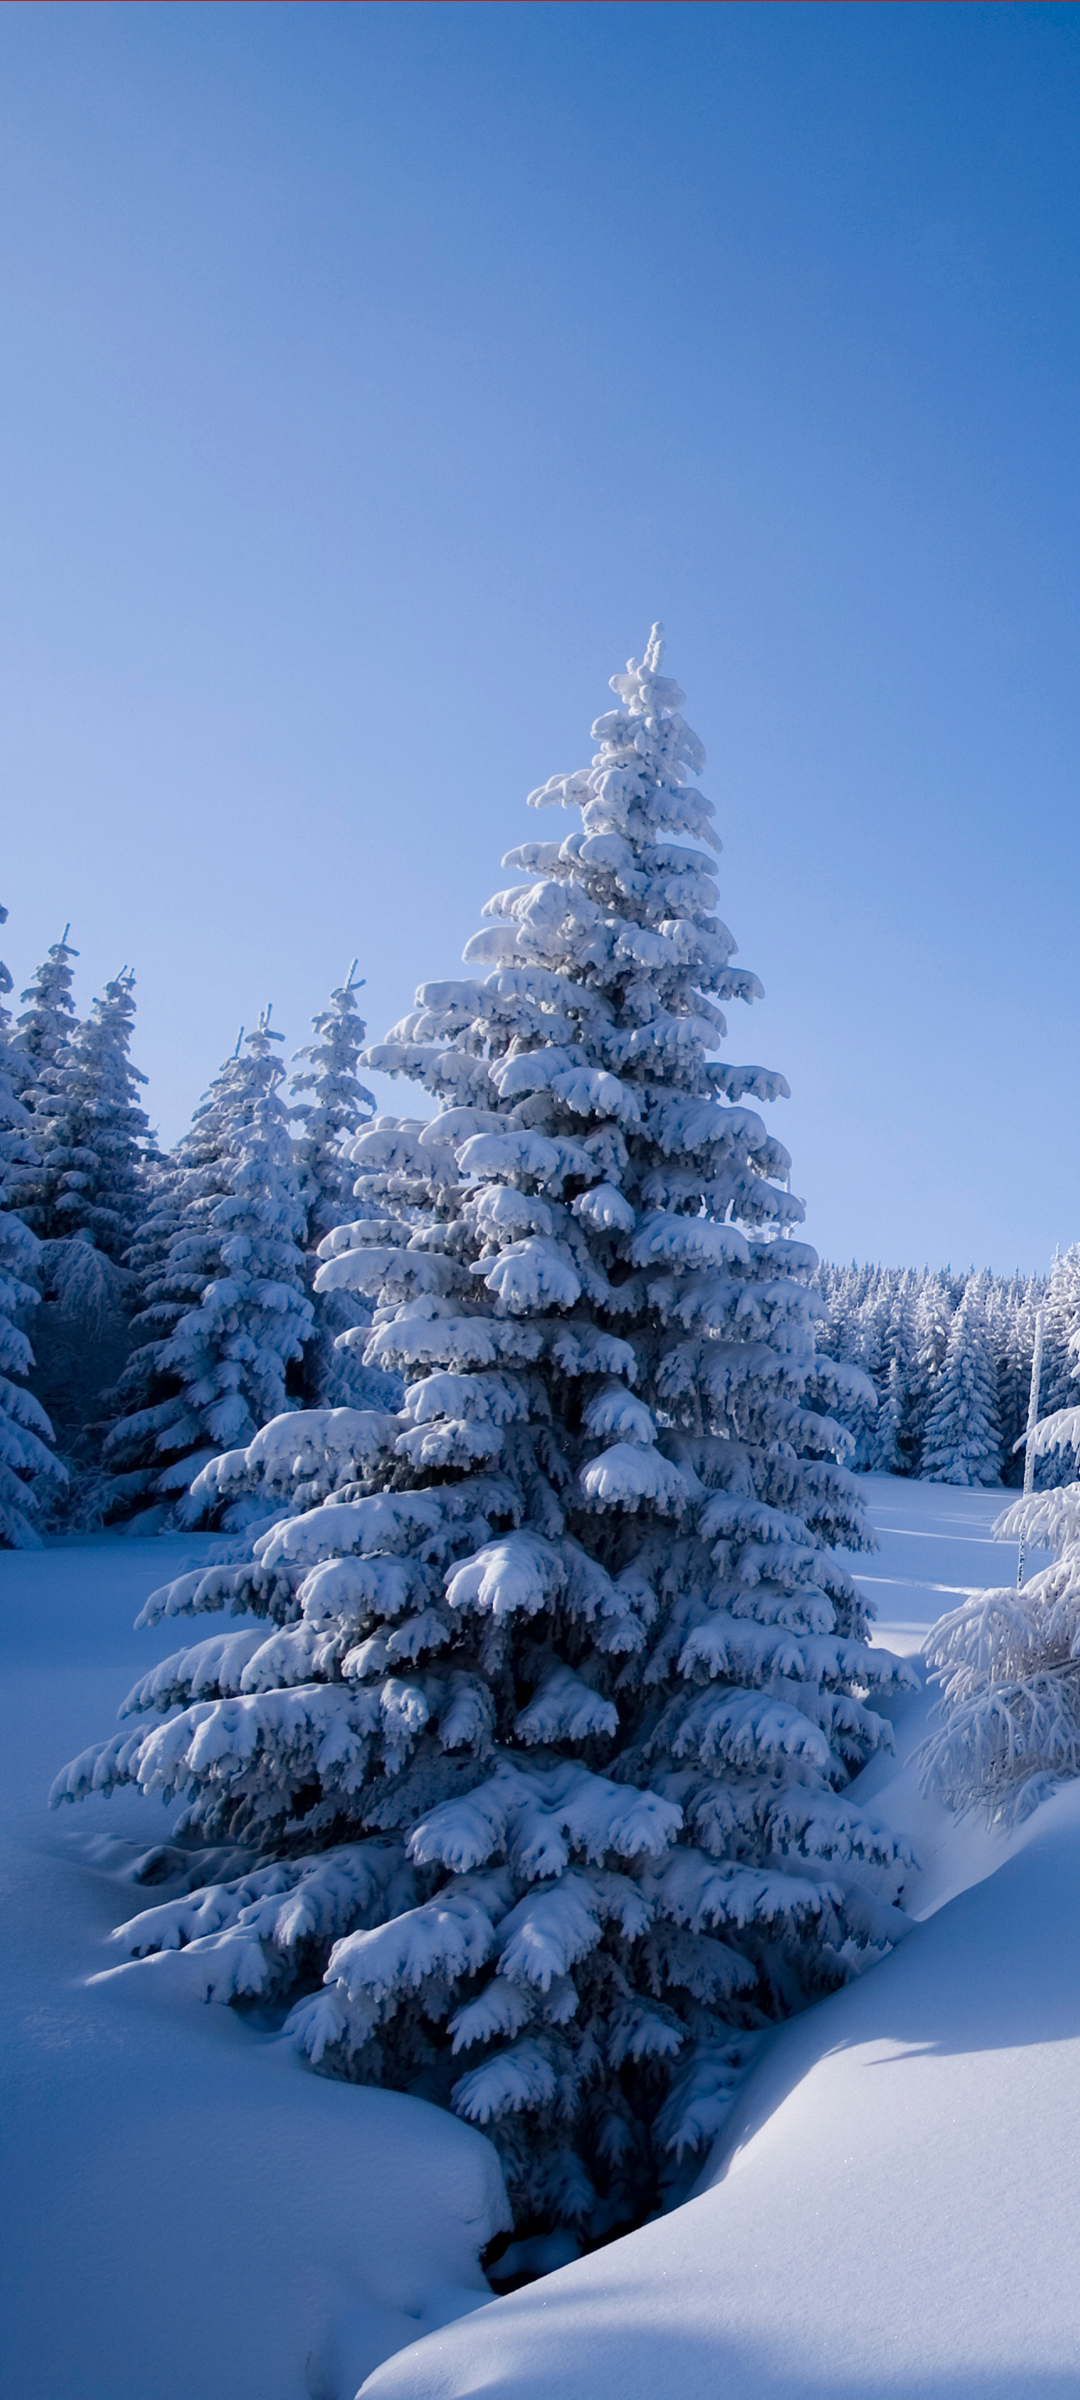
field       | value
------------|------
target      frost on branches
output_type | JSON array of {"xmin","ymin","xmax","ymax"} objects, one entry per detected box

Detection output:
[
  {"xmin": 102, "ymin": 1014, "xmax": 313, "ymax": 1521},
  {"xmin": 0, "ymin": 906, "xmax": 66, "ymax": 1545},
  {"xmin": 920, "ymin": 1398, "xmax": 1080, "ymax": 1825},
  {"xmin": 55, "ymin": 632, "xmax": 914, "ymax": 2240}
]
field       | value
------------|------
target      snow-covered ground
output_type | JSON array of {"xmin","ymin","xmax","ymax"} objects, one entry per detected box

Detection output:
[
  {"xmin": 844, "ymin": 1470, "xmax": 1028, "ymax": 1652},
  {"xmin": 0, "ymin": 1535, "xmax": 509, "ymax": 2400},
  {"xmin": 3, "ymin": 1481, "xmax": 1072, "ymax": 2400}
]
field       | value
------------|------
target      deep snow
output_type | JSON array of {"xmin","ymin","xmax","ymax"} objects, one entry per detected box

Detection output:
[
  {"xmin": 0, "ymin": 1536, "xmax": 509, "ymax": 2400},
  {"xmin": 2, "ymin": 1481, "xmax": 1070, "ymax": 2400}
]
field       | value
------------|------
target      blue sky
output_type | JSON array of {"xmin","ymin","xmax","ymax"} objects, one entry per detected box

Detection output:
[{"xmin": 1, "ymin": 1, "xmax": 1077, "ymax": 1274}]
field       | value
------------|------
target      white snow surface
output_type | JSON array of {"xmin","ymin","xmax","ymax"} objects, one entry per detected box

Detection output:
[
  {"xmin": 363, "ymin": 1476, "xmax": 1079, "ymax": 2400},
  {"xmin": 0, "ymin": 1535, "xmax": 509, "ymax": 2400},
  {"xmin": 7, "ymin": 1482, "xmax": 1076, "ymax": 2400}
]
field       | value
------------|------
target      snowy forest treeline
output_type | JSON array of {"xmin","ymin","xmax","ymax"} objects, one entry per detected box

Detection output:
[
  {"xmin": 811, "ymin": 1256, "xmax": 1080, "ymax": 1491},
  {"xmin": 4, "ymin": 906, "xmax": 1080, "ymax": 1546},
  {"xmin": 2, "ymin": 918, "xmax": 1075, "ymax": 1543},
  {"xmin": 0, "ymin": 918, "xmax": 396, "ymax": 1545}
]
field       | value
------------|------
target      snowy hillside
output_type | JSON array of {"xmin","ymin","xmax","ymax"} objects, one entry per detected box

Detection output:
[{"xmin": 3, "ymin": 1479, "xmax": 1073, "ymax": 2400}]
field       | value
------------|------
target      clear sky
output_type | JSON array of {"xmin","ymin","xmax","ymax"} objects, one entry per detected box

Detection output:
[{"xmin": 1, "ymin": 1, "xmax": 1077, "ymax": 1275}]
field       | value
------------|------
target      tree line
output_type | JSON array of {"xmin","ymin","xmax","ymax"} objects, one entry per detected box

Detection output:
[
  {"xmin": 0, "ymin": 914, "xmax": 396, "ymax": 1545},
  {"xmin": 812, "ymin": 1254, "xmax": 1080, "ymax": 1489}
]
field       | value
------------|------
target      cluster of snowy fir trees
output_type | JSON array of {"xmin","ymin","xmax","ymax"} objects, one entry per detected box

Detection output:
[
  {"xmin": 53, "ymin": 630, "xmax": 923, "ymax": 2249},
  {"xmin": 810, "ymin": 1255, "xmax": 1080, "ymax": 1490},
  {"xmin": 9, "ymin": 873, "xmax": 1077, "ymax": 1546},
  {"xmin": 0, "ymin": 925, "xmax": 396, "ymax": 1542}
]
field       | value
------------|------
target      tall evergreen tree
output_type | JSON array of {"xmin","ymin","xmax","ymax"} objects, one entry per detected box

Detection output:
[
  {"xmin": 849, "ymin": 1271, "xmax": 889, "ymax": 1470},
  {"xmin": 16, "ymin": 970, "xmax": 153, "ymax": 1257},
  {"xmin": 865, "ymin": 1272, "xmax": 919, "ymax": 1476},
  {"xmin": 291, "ymin": 964, "xmax": 374, "ymax": 1237},
  {"xmin": 56, "ymin": 630, "xmax": 913, "ymax": 2241},
  {"xmin": 893, "ymin": 1272, "xmax": 922, "ymax": 1466},
  {"xmin": 992, "ymin": 1276, "xmax": 1038, "ymax": 1489},
  {"xmin": 910, "ymin": 1271, "xmax": 956, "ymax": 1470},
  {"xmin": 0, "ymin": 908, "xmax": 66, "ymax": 1544},
  {"xmin": 808, "ymin": 1261, "xmax": 842, "ymax": 1360},
  {"xmin": 102, "ymin": 1013, "xmax": 312, "ymax": 1518},
  {"xmin": 921, "ymin": 1275, "xmax": 1001, "ymax": 1487},
  {"xmin": 98, "ymin": 1151, "xmax": 187, "ymax": 1520},
  {"xmin": 14, "ymin": 927, "xmax": 79, "ymax": 1087},
  {"xmin": 291, "ymin": 966, "xmax": 397, "ymax": 1410},
  {"xmin": 12, "ymin": 969, "xmax": 155, "ymax": 1510}
]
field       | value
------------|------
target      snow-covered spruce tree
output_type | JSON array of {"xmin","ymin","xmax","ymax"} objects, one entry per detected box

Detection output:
[
  {"xmin": 101, "ymin": 1014, "xmax": 313, "ymax": 1521},
  {"xmin": 97, "ymin": 1152, "xmax": 187, "ymax": 1522},
  {"xmin": 920, "ymin": 1443, "xmax": 1080, "ymax": 1825},
  {"xmin": 16, "ymin": 969, "xmax": 153, "ymax": 1259},
  {"xmin": 991, "ymin": 1276, "xmax": 1040, "ymax": 1489},
  {"xmin": 862, "ymin": 1271, "xmax": 923, "ymax": 1477},
  {"xmin": 291, "ymin": 964, "xmax": 374, "ymax": 1238},
  {"xmin": 0, "ymin": 1203, "xmax": 59, "ymax": 1548},
  {"xmin": 847, "ymin": 1274, "xmax": 889, "ymax": 1472},
  {"xmin": 12, "ymin": 971, "xmax": 155, "ymax": 1506},
  {"xmin": 811, "ymin": 1262, "xmax": 895, "ymax": 1471},
  {"xmin": 14, "ymin": 925, "xmax": 79, "ymax": 1078},
  {"xmin": 290, "ymin": 966, "xmax": 400, "ymax": 1413},
  {"xmin": 1037, "ymin": 1248, "xmax": 1080, "ymax": 1421},
  {"xmin": 863, "ymin": 1345, "xmax": 903, "ymax": 1476},
  {"xmin": 921, "ymin": 1275, "xmax": 1002, "ymax": 1487},
  {"xmin": 875, "ymin": 1272, "xmax": 920, "ymax": 1475},
  {"xmin": 908, "ymin": 1270, "xmax": 955, "ymax": 1469},
  {"xmin": 807, "ymin": 1260, "xmax": 843, "ymax": 1360},
  {"xmin": 54, "ymin": 631, "xmax": 914, "ymax": 2241},
  {"xmin": 181, "ymin": 979, "xmax": 401, "ymax": 1532},
  {"xmin": 0, "ymin": 908, "xmax": 66, "ymax": 1544}
]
